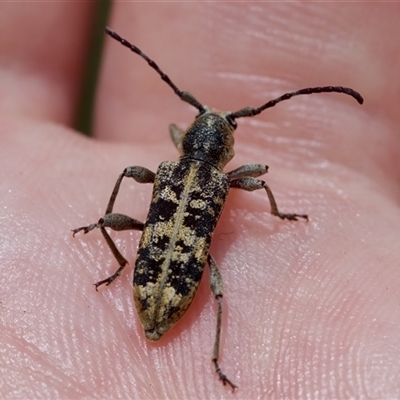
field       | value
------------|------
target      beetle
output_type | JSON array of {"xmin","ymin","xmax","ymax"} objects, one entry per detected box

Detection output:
[{"xmin": 73, "ymin": 27, "xmax": 364, "ymax": 391}]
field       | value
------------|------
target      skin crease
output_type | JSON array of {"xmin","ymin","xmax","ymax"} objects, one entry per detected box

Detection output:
[{"xmin": 1, "ymin": 2, "xmax": 400, "ymax": 399}]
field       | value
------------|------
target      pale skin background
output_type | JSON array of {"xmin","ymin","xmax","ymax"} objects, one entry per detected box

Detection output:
[{"xmin": 1, "ymin": 3, "xmax": 399, "ymax": 399}]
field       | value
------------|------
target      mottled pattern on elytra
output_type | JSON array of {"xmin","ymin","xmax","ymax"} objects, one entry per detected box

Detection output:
[{"xmin": 134, "ymin": 159, "xmax": 229, "ymax": 339}]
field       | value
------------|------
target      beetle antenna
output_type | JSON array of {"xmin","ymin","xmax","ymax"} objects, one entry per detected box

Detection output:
[
  {"xmin": 230, "ymin": 86, "xmax": 364, "ymax": 119},
  {"xmin": 105, "ymin": 27, "xmax": 205, "ymax": 113}
]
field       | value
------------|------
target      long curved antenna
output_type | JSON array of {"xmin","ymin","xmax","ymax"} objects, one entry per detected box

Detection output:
[
  {"xmin": 230, "ymin": 86, "xmax": 364, "ymax": 119},
  {"xmin": 105, "ymin": 27, "xmax": 205, "ymax": 113}
]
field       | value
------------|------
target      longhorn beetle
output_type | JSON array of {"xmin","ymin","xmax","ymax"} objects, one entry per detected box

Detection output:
[{"xmin": 73, "ymin": 27, "xmax": 364, "ymax": 391}]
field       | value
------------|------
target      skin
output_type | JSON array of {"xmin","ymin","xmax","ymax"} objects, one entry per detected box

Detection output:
[{"xmin": 1, "ymin": 3, "xmax": 399, "ymax": 399}]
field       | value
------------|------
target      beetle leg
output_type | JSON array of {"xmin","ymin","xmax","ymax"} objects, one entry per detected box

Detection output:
[
  {"xmin": 208, "ymin": 254, "xmax": 237, "ymax": 392},
  {"xmin": 72, "ymin": 165, "xmax": 153, "ymax": 233},
  {"xmin": 229, "ymin": 175, "xmax": 308, "ymax": 221},
  {"xmin": 72, "ymin": 166, "xmax": 154, "ymax": 289},
  {"xmin": 83, "ymin": 215, "xmax": 144, "ymax": 290},
  {"xmin": 227, "ymin": 163, "xmax": 268, "ymax": 180},
  {"xmin": 73, "ymin": 215, "xmax": 144, "ymax": 290},
  {"xmin": 104, "ymin": 166, "xmax": 155, "ymax": 215}
]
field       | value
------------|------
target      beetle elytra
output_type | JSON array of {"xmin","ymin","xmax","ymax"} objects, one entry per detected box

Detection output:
[{"xmin": 73, "ymin": 27, "xmax": 364, "ymax": 391}]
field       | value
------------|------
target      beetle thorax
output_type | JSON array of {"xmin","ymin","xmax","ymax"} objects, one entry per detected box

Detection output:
[{"xmin": 180, "ymin": 112, "xmax": 235, "ymax": 170}]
